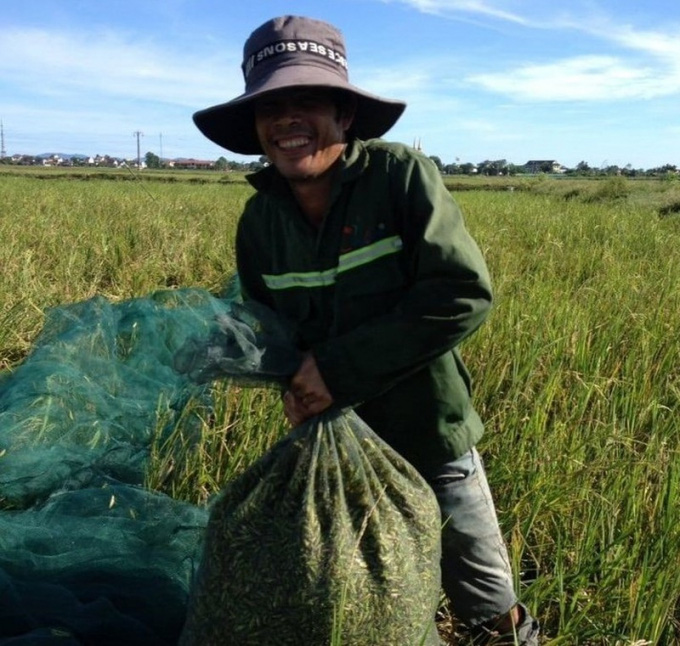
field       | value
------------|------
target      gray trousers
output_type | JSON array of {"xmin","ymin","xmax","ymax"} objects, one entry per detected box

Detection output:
[{"xmin": 428, "ymin": 448, "xmax": 539, "ymax": 642}]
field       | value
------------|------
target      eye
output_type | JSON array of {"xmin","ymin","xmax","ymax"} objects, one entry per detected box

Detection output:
[
  {"xmin": 255, "ymin": 101, "xmax": 279, "ymax": 118},
  {"xmin": 295, "ymin": 91, "xmax": 332, "ymax": 109},
  {"xmin": 299, "ymin": 97, "xmax": 325, "ymax": 110}
]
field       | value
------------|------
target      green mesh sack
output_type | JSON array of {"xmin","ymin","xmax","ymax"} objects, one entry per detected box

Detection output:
[{"xmin": 179, "ymin": 408, "xmax": 442, "ymax": 646}]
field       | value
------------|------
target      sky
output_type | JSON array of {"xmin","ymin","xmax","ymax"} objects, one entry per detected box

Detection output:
[{"xmin": 1, "ymin": 0, "xmax": 679, "ymax": 170}]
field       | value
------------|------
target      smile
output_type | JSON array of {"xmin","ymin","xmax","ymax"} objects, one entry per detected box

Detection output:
[{"xmin": 277, "ymin": 136, "xmax": 311, "ymax": 150}]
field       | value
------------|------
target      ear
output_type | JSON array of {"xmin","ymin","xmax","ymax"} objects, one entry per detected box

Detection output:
[{"xmin": 338, "ymin": 94, "xmax": 357, "ymax": 132}]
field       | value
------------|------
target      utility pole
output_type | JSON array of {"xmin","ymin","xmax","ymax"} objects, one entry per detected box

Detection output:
[
  {"xmin": 133, "ymin": 130, "xmax": 144, "ymax": 168},
  {"xmin": 0, "ymin": 120, "xmax": 6, "ymax": 159}
]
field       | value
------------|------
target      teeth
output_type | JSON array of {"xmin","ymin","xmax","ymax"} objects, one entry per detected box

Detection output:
[{"xmin": 279, "ymin": 137, "xmax": 309, "ymax": 149}]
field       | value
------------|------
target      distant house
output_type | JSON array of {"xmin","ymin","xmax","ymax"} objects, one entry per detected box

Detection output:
[
  {"xmin": 42, "ymin": 154, "xmax": 65, "ymax": 166},
  {"xmin": 523, "ymin": 160, "xmax": 566, "ymax": 174},
  {"xmin": 169, "ymin": 158, "xmax": 214, "ymax": 170},
  {"xmin": 12, "ymin": 154, "xmax": 34, "ymax": 165},
  {"xmin": 88, "ymin": 155, "xmax": 121, "ymax": 167}
]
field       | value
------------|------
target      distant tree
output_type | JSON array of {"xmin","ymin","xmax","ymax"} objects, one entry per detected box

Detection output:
[
  {"xmin": 145, "ymin": 151, "xmax": 161, "ymax": 169},
  {"xmin": 215, "ymin": 156, "xmax": 228, "ymax": 171},
  {"xmin": 505, "ymin": 163, "xmax": 524, "ymax": 176},
  {"xmin": 575, "ymin": 161, "xmax": 591, "ymax": 175},
  {"xmin": 428, "ymin": 155, "xmax": 443, "ymax": 172},
  {"xmin": 477, "ymin": 160, "xmax": 492, "ymax": 175},
  {"xmin": 646, "ymin": 164, "xmax": 678, "ymax": 177},
  {"xmin": 242, "ymin": 157, "xmax": 267, "ymax": 172},
  {"xmin": 477, "ymin": 159, "xmax": 507, "ymax": 176}
]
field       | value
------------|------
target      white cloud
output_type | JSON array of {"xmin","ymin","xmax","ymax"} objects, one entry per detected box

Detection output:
[
  {"xmin": 0, "ymin": 27, "xmax": 241, "ymax": 108},
  {"xmin": 377, "ymin": 1, "xmax": 680, "ymax": 103},
  {"xmin": 467, "ymin": 54, "xmax": 679, "ymax": 101},
  {"xmin": 353, "ymin": 64, "xmax": 433, "ymax": 99},
  {"xmin": 380, "ymin": 0, "xmax": 529, "ymax": 24},
  {"xmin": 600, "ymin": 24, "xmax": 680, "ymax": 69}
]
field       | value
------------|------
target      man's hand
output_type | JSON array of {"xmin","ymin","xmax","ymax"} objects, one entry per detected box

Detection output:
[{"xmin": 283, "ymin": 352, "xmax": 334, "ymax": 426}]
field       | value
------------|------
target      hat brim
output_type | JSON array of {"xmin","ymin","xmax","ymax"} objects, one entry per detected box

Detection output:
[{"xmin": 193, "ymin": 66, "xmax": 406, "ymax": 155}]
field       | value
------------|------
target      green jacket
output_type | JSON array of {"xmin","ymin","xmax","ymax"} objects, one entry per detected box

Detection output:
[{"xmin": 236, "ymin": 138, "xmax": 493, "ymax": 476}]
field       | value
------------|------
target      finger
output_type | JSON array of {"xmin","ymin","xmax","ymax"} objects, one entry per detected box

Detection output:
[
  {"xmin": 282, "ymin": 392, "xmax": 299, "ymax": 424},
  {"xmin": 284, "ymin": 403, "xmax": 303, "ymax": 426},
  {"xmin": 283, "ymin": 391, "xmax": 308, "ymax": 426},
  {"xmin": 302, "ymin": 395, "xmax": 332, "ymax": 417}
]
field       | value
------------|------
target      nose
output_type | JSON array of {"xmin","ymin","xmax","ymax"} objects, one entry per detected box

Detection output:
[
  {"xmin": 256, "ymin": 95, "xmax": 305, "ymax": 125},
  {"xmin": 271, "ymin": 99, "xmax": 301, "ymax": 124}
]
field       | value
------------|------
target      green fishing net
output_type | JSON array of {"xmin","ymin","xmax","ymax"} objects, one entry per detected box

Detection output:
[
  {"xmin": 0, "ymin": 285, "xmax": 298, "ymax": 645},
  {"xmin": 1, "ymin": 281, "xmax": 442, "ymax": 645}
]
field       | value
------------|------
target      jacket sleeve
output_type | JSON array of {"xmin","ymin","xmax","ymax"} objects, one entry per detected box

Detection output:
[
  {"xmin": 235, "ymin": 199, "xmax": 275, "ymax": 310},
  {"xmin": 312, "ymin": 154, "xmax": 493, "ymax": 408}
]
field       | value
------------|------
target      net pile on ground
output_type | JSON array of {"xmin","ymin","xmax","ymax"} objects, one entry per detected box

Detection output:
[
  {"xmin": 0, "ymin": 484, "xmax": 206, "ymax": 646},
  {"xmin": 0, "ymin": 286, "xmax": 297, "ymax": 645},
  {"xmin": 179, "ymin": 408, "xmax": 442, "ymax": 646}
]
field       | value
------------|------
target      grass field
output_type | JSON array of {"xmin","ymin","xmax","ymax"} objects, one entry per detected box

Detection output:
[{"xmin": 1, "ymin": 167, "xmax": 679, "ymax": 644}]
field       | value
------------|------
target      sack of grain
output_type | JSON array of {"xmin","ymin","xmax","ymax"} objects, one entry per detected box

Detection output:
[{"xmin": 179, "ymin": 408, "xmax": 442, "ymax": 646}]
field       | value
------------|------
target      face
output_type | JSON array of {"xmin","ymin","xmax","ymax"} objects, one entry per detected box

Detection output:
[{"xmin": 254, "ymin": 88, "xmax": 355, "ymax": 183}]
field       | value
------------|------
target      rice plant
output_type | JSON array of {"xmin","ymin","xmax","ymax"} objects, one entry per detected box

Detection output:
[{"xmin": 2, "ymin": 169, "xmax": 679, "ymax": 644}]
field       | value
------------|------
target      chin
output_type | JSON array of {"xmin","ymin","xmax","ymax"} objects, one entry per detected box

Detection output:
[
  {"xmin": 278, "ymin": 162, "xmax": 319, "ymax": 181},
  {"xmin": 283, "ymin": 170, "xmax": 321, "ymax": 183}
]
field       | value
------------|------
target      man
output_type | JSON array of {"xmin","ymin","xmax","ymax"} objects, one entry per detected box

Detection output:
[{"xmin": 193, "ymin": 15, "xmax": 539, "ymax": 645}]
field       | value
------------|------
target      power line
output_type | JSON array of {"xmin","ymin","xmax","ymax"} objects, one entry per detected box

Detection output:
[{"xmin": 133, "ymin": 130, "xmax": 144, "ymax": 168}]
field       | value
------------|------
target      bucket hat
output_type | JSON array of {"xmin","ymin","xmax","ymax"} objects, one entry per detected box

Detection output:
[{"xmin": 193, "ymin": 16, "xmax": 406, "ymax": 155}]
